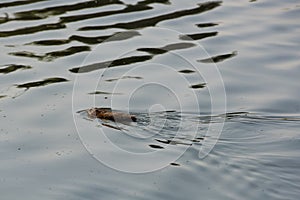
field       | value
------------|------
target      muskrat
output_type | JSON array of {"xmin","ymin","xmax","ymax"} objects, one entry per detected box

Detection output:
[{"xmin": 87, "ymin": 107, "xmax": 137, "ymax": 122}]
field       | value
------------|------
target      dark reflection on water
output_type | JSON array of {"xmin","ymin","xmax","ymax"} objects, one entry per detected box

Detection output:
[
  {"xmin": 60, "ymin": 0, "xmax": 170, "ymax": 24},
  {"xmin": 178, "ymin": 69, "xmax": 195, "ymax": 74},
  {"xmin": 88, "ymin": 91, "xmax": 123, "ymax": 95},
  {"xmin": 26, "ymin": 31, "xmax": 140, "ymax": 46},
  {"xmin": 69, "ymin": 55, "xmax": 153, "ymax": 73},
  {"xmin": 105, "ymin": 75, "xmax": 143, "ymax": 82},
  {"xmin": 11, "ymin": 0, "xmax": 124, "ymax": 21},
  {"xmin": 79, "ymin": 1, "xmax": 221, "ymax": 30},
  {"xmin": 137, "ymin": 42, "xmax": 195, "ymax": 54},
  {"xmin": 189, "ymin": 83, "xmax": 206, "ymax": 89},
  {"xmin": 0, "ymin": 22, "xmax": 65, "ymax": 37},
  {"xmin": 70, "ymin": 42, "xmax": 195, "ymax": 73},
  {"xmin": 196, "ymin": 22, "xmax": 219, "ymax": 28},
  {"xmin": 0, "ymin": 64, "xmax": 31, "ymax": 74},
  {"xmin": 10, "ymin": 46, "xmax": 91, "ymax": 61},
  {"xmin": 16, "ymin": 77, "xmax": 68, "ymax": 89},
  {"xmin": 149, "ymin": 144, "xmax": 165, "ymax": 149},
  {"xmin": 0, "ymin": 0, "xmax": 48, "ymax": 9},
  {"xmin": 199, "ymin": 51, "xmax": 238, "ymax": 63},
  {"xmin": 69, "ymin": 31, "xmax": 140, "ymax": 45},
  {"xmin": 179, "ymin": 31, "xmax": 218, "ymax": 41}
]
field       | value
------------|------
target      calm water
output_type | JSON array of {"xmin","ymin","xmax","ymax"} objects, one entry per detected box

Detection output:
[{"xmin": 1, "ymin": 0, "xmax": 300, "ymax": 199}]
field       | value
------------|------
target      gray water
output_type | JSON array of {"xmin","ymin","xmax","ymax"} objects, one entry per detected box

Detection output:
[{"xmin": 1, "ymin": 0, "xmax": 300, "ymax": 199}]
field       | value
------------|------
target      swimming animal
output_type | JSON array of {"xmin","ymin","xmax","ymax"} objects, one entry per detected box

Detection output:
[{"xmin": 87, "ymin": 107, "xmax": 137, "ymax": 122}]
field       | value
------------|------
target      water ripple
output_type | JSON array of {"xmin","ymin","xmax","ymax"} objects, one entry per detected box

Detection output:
[{"xmin": 78, "ymin": 1, "xmax": 222, "ymax": 30}]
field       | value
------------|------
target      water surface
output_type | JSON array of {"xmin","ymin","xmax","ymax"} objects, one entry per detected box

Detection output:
[{"xmin": 1, "ymin": 0, "xmax": 300, "ymax": 199}]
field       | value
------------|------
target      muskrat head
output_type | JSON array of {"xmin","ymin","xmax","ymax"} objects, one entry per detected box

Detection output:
[{"xmin": 86, "ymin": 107, "xmax": 111, "ymax": 118}]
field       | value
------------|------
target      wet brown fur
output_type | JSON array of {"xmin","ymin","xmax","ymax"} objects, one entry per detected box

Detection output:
[{"xmin": 87, "ymin": 107, "xmax": 137, "ymax": 122}]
